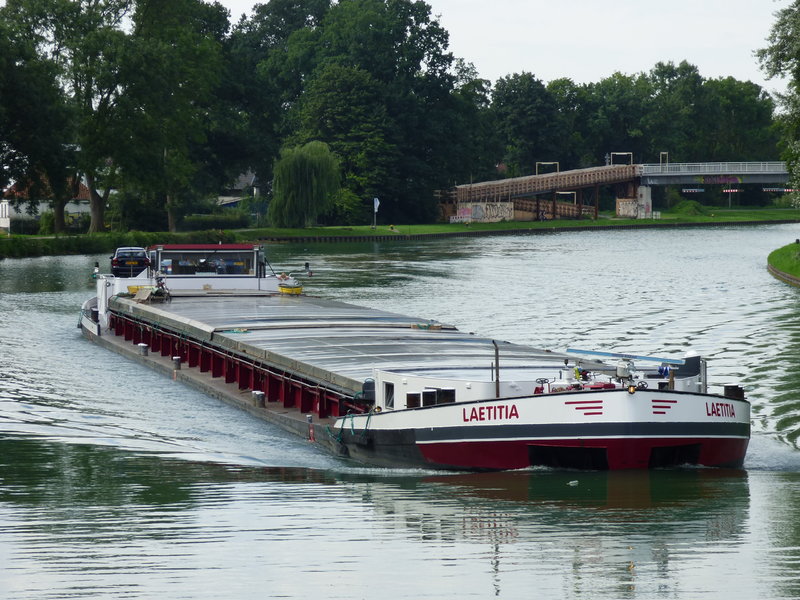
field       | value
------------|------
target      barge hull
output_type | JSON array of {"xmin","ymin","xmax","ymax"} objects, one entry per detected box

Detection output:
[
  {"xmin": 80, "ymin": 291, "xmax": 750, "ymax": 472},
  {"xmin": 335, "ymin": 426, "xmax": 749, "ymax": 471},
  {"xmin": 80, "ymin": 310, "xmax": 345, "ymax": 456}
]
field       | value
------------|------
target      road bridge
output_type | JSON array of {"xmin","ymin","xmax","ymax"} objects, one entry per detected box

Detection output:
[
  {"xmin": 640, "ymin": 162, "xmax": 788, "ymax": 185},
  {"xmin": 448, "ymin": 162, "xmax": 789, "ymax": 221}
]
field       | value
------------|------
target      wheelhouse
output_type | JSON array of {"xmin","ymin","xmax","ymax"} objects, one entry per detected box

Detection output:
[{"xmin": 148, "ymin": 244, "xmax": 265, "ymax": 277}]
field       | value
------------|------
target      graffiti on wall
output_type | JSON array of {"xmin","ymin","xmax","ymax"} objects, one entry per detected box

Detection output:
[
  {"xmin": 698, "ymin": 176, "xmax": 742, "ymax": 185},
  {"xmin": 450, "ymin": 202, "xmax": 514, "ymax": 223}
]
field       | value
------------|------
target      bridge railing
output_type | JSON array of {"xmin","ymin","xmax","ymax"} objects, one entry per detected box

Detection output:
[
  {"xmin": 641, "ymin": 162, "xmax": 786, "ymax": 175},
  {"xmin": 455, "ymin": 164, "xmax": 638, "ymax": 203}
]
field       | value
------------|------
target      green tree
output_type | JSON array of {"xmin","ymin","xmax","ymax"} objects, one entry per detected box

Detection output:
[
  {"xmin": 697, "ymin": 77, "xmax": 778, "ymax": 161},
  {"xmin": 643, "ymin": 61, "xmax": 703, "ymax": 161},
  {"xmin": 446, "ymin": 59, "xmax": 500, "ymax": 184},
  {"xmin": 547, "ymin": 77, "xmax": 587, "ymax": 169},
  {"xmin": 492, "ymin": 72, "xmax": 560, "ymax": 176},
  {"xmin": 227, "ymin": 0, "xmax": 332, "ymax": 186},
  {"xmin": 278, "ymin": 0, "xmax": 461, "ymax": 222},
  {"xmin": 114, "ymin": 0, "xmax": 226, "ymax": 232},
  {"xmin": 581, "ymin": 72, "xmax": 651, "ymax": 164},
  {"xmin": 293, "ymin": 63, "xmax": 398, "ymax": 224},
  {"xmin": 269, "ymin": 141, "xmax": 340, "ymax": 227},
  {"xmin": 1, "ymin": 0, "xmax": 137, "ymax": 232},
  {"xmin": 0, "ymin": 4, "xmax": 75, "ymax": 233}
]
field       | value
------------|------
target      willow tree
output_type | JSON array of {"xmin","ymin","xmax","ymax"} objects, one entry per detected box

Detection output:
[{"xmin": 269, "ymin": 141, "xmax": 340, "ymax": 228}]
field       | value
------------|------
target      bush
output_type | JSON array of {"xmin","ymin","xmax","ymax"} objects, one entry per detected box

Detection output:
[
  {"xmin": 9, "ymin": 218, "xmax": 40, "ymax": 235},
  {"xmin": 325, "ymin": 188, "xmax": 366, "ymax": 225},
  {"xmin": 663, "ymin": 187, "xmax": 683, "ymax": 209},
  {"xmin": 179, "ymin": 212, "xmax": 250, "ymax": 231},
  {"xmin": 68, "ymin": 213, "xmax": 91, "ymax": 234},
  {"xmin": 671, "ymin": 200, "xmax": 708, "ymax": 216},
  {"xmin": 38, "ymin": 211, "xmax": 55, "ymax": 235},
  {"xmin": 773, "ymin": 193, "xmax": 800, "ymax": 209},
  {"xmin": 0, "ymin": 229, "xmax": 239, "ymax": 259}
]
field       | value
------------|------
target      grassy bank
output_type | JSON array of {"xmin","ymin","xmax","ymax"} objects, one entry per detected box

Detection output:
[
  {"xmin": 243, "ymin": 207, "xmax": 800, "ymax": 240},
  {"xmin": 768, "ymin": 241, "xmax": 800, "ymax": 279},
  {"xmin": 2, "ymin": 207, "xmax": 799, "ymax": 259},
  {"xmin": 0, "ymin": 230, "xmax": 237, "ymax": 259}
]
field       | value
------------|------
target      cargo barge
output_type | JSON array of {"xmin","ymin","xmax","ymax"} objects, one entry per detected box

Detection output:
[{"xmin": 80, "ymin": 244, "xmax": 750, "ymax": 471}]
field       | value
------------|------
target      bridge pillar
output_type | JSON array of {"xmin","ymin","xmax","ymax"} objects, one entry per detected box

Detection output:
[
  {"xmin": 594, "ymin": 184, "xmax": 599, "ymax": 219},
  {"xmin": 637, "ymin": 186, "xmax": 652, "ymax": 218},
  {"xmin": 616, "ymin": 185, "xmax": 652, "ymax": 218}
]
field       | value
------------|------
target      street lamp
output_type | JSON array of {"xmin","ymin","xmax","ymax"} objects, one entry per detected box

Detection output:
[
  {"xmin": 610, "ymin": 152, "xmax": 633, "ymax": 165},
  {"xmin": 535, "ymin": 162, "xmax": 560, "ymax": 175}
]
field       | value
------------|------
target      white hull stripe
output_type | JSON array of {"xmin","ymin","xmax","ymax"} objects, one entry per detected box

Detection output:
[{"xmin": 416, "ymin": 434, "xmax": 749, "ymax": 445}]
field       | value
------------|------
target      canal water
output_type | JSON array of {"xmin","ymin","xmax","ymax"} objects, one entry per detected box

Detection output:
[{"xmin": 3, "ymin": 224, "xmax": 800, "ymax": 599}]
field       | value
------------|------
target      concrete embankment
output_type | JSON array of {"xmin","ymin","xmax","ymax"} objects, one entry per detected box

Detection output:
[{"xmin": 767, "ymin": 264, "xmax": 800, "ymax": 286}]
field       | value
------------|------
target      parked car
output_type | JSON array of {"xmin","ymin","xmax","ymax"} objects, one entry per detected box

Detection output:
[{"xmin": 111, "ymin": 246, "xmax": 150, "ymax": 277}]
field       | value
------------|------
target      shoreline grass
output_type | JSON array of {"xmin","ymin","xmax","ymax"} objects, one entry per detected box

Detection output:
[
  {"xmin": 1, "ymin": 207, "xmax": 799, "ymax": 259},
  {"xmin": 768, "ymin": 241, "xmax": 800, "ymax": 280},
  {"xmin": 244, "ymin": 208, "xmax": 800, "ymax": 239}
]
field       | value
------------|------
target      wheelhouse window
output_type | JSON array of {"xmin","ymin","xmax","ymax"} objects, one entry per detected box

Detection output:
[
  {"xmin": 384, "ymin": 382, "xmax": 395, "ymax": 409},
  {"xmin": 158, "ymin": 250, "xmax": 254, "ymax": 275}
]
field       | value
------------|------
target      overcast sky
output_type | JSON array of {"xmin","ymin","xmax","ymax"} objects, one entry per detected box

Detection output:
[{"xmin": 220, "ymin": 0, "xmax": 792, "ymax": 95}]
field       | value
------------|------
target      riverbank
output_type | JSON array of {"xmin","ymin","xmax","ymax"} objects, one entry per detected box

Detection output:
[
  {"xmin": 768, "ymin": 240, "xmax": 800, "ymax": 285},
  {"xmin": 2, "ymin": 207, "xmax": 799, "ymax": 259}
]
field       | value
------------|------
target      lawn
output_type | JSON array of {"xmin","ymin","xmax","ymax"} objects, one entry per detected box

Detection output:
[{"xmin": 768, "ymin": 242, "xmax": 800, "ymax": 279}]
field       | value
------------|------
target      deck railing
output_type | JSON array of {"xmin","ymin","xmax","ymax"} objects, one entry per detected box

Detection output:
[{"xmin": 640, "ymin": 162, "xmax": 787, "ymax": 175}]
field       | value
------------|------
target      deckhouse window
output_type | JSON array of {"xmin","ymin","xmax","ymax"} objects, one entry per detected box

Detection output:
[
  {"xmin": 438, "ymin": 388, "xmax": 456, "ymax": 403},
  {"xmin": 422, "ymin": 389, "xmax": 437, "ymax": 407},
  {"xmin": 159, "ymin": 251, "xmax": 253, "ymax": 275},
  {"xmin": 384, "ymin": 382, "xmax": 395, "ymax": 409}
]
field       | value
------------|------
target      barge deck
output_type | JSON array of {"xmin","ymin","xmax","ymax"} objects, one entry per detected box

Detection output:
[{"xmin": 93, "ymin": 291, "xmax": 594, "ymax": 435}]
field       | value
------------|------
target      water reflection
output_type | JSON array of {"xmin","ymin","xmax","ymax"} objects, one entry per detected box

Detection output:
[
  {"xmin": 759, "ymin": 291, "xmax": 800, "ymax": 447},
  {"xmin": 0, "ymin": 437, "xmax": 755, "ymax": 599},
  {"xmin": 0, "ymin": 254, "xmax": 100, "ymax": 294},
  {"xmin": 0, "ymin": 438, "xmax": 337, "ymax": 508},
  {"xmin": 272, "ymin": 239, "xmax": 476, "ymax": 291}
]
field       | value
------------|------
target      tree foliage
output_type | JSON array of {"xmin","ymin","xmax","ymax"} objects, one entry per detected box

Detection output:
[
  {"xmin": 0, "ymin": 0, "xmax": 786, "ymax": 233},
  {"xmin": 293, "ymin": 63, "xmax": 398, "ymax": 224},
  {"xmin": 492, "ymin": 72, "xmax": 560, "ymax": 176},
  {"xmin": 118, "ymin": 0, "xmax": 227, "ymax": 232},
  {"xmin": 759, "ymin": 3, "xmax": 800, "ymax": 192},
  {"xmin": 269, "ymin": 141, "xmax": 340, "ymax": 227},
  {"xmin": 490, "ymin": 60, "xmax": 778, "ymax": 174}
]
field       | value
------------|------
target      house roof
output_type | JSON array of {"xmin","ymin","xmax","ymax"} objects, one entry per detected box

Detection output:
[
  {"xmin": 3, "ymin": 177, "xmax": 91, "ymax": 201},
  {"xmin": 231, "ymin": 171, "xmax": 257, "ymax": 191}
]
